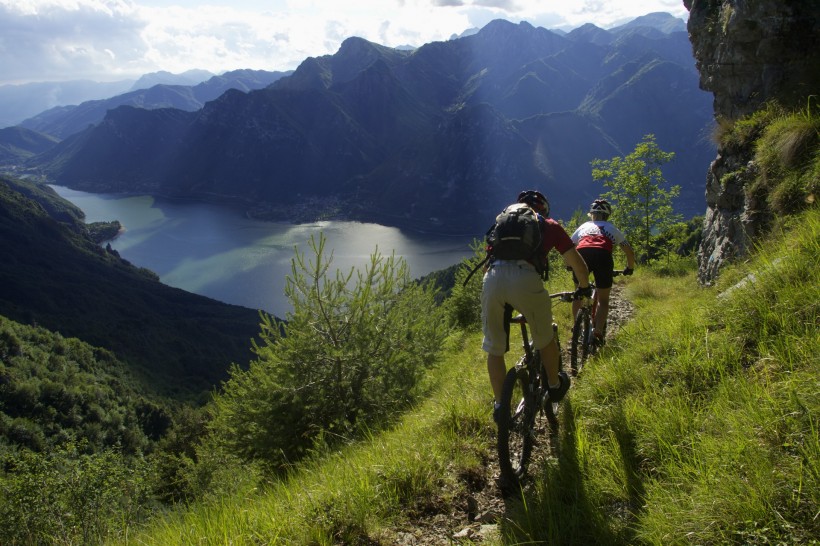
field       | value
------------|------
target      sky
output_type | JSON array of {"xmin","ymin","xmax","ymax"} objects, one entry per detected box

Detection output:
[{"xmin": 0, "ymin": 0, "xmax": 689, "ymax": 86}]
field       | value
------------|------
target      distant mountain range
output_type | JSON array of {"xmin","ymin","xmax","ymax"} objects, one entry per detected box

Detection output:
[
  {"xmin": 0, "ymin": 69, "xmax": 221, "ymax": 129},
  {"xmin": 11, "ymin": 13, "xmax": 713, "ymax": 234},
  {"xmin": 16, "ymin": 69, "xmax": 292, "ymax": 140}
]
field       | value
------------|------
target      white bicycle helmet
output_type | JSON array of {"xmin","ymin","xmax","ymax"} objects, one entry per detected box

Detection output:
[{"xmin": 589, "ymin": 199, "xmax": 612, "ymax": 218}]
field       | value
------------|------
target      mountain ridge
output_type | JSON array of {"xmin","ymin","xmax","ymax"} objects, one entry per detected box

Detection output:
[
  {"xmin": 16, "ymin": 69, "xmax": 292, "ymax": 141},
  {"xmin": 23, "ymin": 15, "xmax": 713, "ymax": 234}
]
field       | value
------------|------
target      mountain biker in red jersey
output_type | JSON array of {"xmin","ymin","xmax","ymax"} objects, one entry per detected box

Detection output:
[
  {"xmin": 570, "ymin": 199, "xmax": 636, "ymax": 342},
  {"xmin": 482, "ymin": 190, "xmax": 591, "ymax": 424}
]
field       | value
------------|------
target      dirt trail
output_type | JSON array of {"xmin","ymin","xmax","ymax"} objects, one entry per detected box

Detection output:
[{"xmin": 385, "ymin": 284, "xmax": 636, "ymax": 545}]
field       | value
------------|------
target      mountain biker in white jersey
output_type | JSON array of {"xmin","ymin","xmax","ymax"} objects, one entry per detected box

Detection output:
[{"xmin": 570, "ymin": 199, "xmax": 636, "ymax": 342}]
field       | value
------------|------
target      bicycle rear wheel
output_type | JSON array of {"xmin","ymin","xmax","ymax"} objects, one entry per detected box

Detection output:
[
  {"xmin": 571, "ymin": 308, "xmax": 591, "ymax": 375},
  {"xmin": 497, "ymin": 366, "xmax": 534, "ymax": 484}
]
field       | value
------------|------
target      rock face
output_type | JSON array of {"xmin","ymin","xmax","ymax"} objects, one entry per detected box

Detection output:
[{"xmin": 684, "ymin": 0, "xmax": 820, "ymax": 283}]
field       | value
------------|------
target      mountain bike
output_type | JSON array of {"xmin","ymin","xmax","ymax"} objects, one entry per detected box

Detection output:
[
  {"xmin": 570, "ymin": 270, "xmax": 625, "ymax": 375},
  {"xmin": 496, "ymin": 291, "xmax": 576, "ymax": 490}
]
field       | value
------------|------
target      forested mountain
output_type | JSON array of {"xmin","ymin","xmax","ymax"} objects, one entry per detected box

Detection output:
[
  {"xmin": 25, "ymin": 15, "xmax": 714, "ymax": 234},
  {"xmin": 0, "ymin": 126, "xmax": 59, "ymax": 164},
  {"xmin": 0, "ymin": 175, "xmax": 262, "ymax": 397},
  {"xmin": 17, "ymin": 69, "xmax": 293, "ymax": 140}
]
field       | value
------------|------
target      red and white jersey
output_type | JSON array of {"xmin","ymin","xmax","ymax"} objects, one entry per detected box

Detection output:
[{"xmin": 571, "ymin": 220, "xmax": 627, "ymax": 253}]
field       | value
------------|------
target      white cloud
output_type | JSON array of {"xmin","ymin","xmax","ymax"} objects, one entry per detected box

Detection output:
[{"xmin": 0, "ymin": 0, "xmax": 689, "ymax": 85}]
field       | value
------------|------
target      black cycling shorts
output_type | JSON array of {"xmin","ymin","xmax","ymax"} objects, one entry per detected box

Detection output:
[{"xmin": 574, "ymin": 247, "xmax": 616, "ymax": 289}]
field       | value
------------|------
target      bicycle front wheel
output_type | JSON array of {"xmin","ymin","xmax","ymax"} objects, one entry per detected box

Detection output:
[
  {"xmin": 571, "ymin": 308, "xmax": 591, "ymax": 375},
  {"xmin": 497, "ymin": 366, "xmax": 535, "ymax": 484}
]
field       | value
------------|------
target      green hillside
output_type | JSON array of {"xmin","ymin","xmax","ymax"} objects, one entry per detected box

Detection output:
[
  {"xmin": 0, "ymin": 175, "xmax": 263, "ymax": 398},
  {"xmin": 103, "ymin": 205, "xmax": 817, "ymax": 544},
  {"xmin": 0, "ymin": 314, "xmax": 168, "ymax": 456}
]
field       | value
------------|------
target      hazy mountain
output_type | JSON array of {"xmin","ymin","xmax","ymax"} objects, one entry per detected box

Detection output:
[
  {"xmin": 18, "ymin": 69, "xmax": 293, "ymax": 140},
  {"xmin": 0, "ymin": 69, "xmax": 243, "ymax": 131},
  {"xmin": 0, "ymin": 174, "xmax": 262, "ymax": 395},
  {"xmin": 610, "ymin": 12, "xmax": 688, "ymax": 34},
  {"xmin": 129, "ymin": 69, "xmax": 215, "ymax": 91},
  {"xmin": 0, "ymin": 126, "xmax": 59, "ymax": 164},
  {"xmin": 26, "ymin": 15, "xmax": 713, "ymax": 233},
  {"xmin": 0, "ymin": 79, "xmax": 136, "ymax": 129}
]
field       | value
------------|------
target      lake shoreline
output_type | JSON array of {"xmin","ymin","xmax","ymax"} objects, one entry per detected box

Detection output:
[
  {"xmin": 48, "ymin": 185, "xmax": 475, "ymax": 316},
  {"xmin": 50, "ymin": 184, "xmax": 483, "ymax": 239}
]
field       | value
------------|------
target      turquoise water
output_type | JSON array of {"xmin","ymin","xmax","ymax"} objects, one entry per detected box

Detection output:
[{"xmin": 51, "ymin": 187, "xmax": 475, "ymax": 315}]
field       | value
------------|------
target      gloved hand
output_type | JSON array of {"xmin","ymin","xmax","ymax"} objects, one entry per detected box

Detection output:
[
  {"xmin": 623, "ymin": 267, "xmax": 634, "ymax": 276},
  {"xmin": 575, "ymin": 286, "xmax": 593, "ymax": 299}
]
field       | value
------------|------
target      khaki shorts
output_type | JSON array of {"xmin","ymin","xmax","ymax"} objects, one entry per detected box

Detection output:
[{"xmin": 481, "ymin": 260, "xmax": 554, "ymax": 356}]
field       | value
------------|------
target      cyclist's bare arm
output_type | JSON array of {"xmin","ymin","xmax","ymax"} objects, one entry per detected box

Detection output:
[
  {"xmin": 620, "ymin": 241, "xmax": 637, "ymax": 272},
  {"xmin": 561, "ymin": 247, "xmax": 590, "ymax": 288}
]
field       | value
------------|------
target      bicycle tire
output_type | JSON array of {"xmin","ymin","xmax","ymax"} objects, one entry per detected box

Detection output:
[
  {"xmin": 570, "ymin": 308, "xmax": 591, "ymax": 375},
  {"xmin": 497, "ymin": 365, "xmax": 535, "ymax": 483}
]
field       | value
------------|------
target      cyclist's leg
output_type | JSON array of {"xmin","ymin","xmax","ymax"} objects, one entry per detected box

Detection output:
[
  {"xmin": 570, "ymin": 253, "xmax": 591, "ymax": 318},
  {"xmin": 594, "ymin": 286, "xmax": 612, "ymax": 335},
  {"xmin": 487, "ymin": 354, "xmax": 506, "ymax": 402},
  {"xmin": 538, "ymin": 336, "xmax": 561, "ymax": 387},
  {"xmin": 584, "ymin": 249, "xmax": 614, "ymax": 337},
  {"xmin": 481, "ymin": 264, "xmax": 510, "ymax": 403},
  {"xmin": 538, "ymin": 336, "xmax": 570, "ymax": 401}
]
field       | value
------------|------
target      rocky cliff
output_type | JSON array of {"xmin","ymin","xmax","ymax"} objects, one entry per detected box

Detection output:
[{"xmin": 684, "ymin": 0, "xmax": 820, "ymax": 283}]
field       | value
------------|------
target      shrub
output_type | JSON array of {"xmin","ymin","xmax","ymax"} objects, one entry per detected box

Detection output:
[
  {"xmin": 444, "ymin": 239, "xmax": 485, "ymax": 329},
  {"xmin": 209, "ymin": 233, "xmax": 447, "ymax": 471},
  {"xmin": 0, "ymin": 445, "xmax": 153, "ymax": 546}
]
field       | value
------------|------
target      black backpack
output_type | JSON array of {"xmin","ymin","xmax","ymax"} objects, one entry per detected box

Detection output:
[{"xmin": 463, "ymin": 203, "xmax": 547, "ymax": 285}]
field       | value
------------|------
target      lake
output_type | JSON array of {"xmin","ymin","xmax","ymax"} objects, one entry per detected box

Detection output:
[{"xmin": 51, "ymin": 187, "xmax": 476, "ymax": 316}]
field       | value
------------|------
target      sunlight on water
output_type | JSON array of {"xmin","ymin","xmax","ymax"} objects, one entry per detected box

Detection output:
[{"xmin": 51, "ymin": 186, "xmax": 475, "ymax": 315}]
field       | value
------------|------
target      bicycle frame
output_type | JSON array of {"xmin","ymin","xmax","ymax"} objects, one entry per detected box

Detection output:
[
  {"xmin": 496, "ymin": 292, "xmax": 573, "ymax": 491},
  {"xmin": 571, "ymin": 270, "xmax": 625, "ymax": 373}
]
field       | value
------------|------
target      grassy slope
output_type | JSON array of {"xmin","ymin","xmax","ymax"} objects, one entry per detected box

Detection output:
[{"xmin": 117, "ymin": 207, "xmax": 818, "ymax": 545}]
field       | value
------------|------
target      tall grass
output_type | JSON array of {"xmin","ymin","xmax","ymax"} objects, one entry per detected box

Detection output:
[
  {"xmin": 115, "ymin": 208, "xmax": 818, "ymax": 545},
  {"xmin": 522, "ymin": 207, "xmax": 819, "ymax": 545},
  {"xmin": 116, "ymin": 331, "xmax": 497, "ymax": 544}
]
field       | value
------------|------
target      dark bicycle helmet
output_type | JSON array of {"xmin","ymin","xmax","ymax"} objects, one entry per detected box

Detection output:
[
  {"xmin": 588, "ymin": 199, "xmax": 612, "ymax": 218},
  {"xmin": 517, "ymin": 190, "xmax": 550, "ymax": 216}
]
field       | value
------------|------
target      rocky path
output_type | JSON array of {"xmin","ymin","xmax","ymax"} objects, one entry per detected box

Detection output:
[{"xmin": 385, "ymin": 284, "xmax": 636, "ymax": 544}]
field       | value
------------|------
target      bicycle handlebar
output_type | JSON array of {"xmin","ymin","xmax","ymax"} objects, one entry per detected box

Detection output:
[{"xmin": 550, "ymin": 291, "xmax": 577, "ymax": 303}]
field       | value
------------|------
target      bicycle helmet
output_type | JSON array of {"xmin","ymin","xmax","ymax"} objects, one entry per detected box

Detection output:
[
  {"xmin": 588, "ymin": 199, "xmax": 612, "ymax": 218},
  {"xmin": 517, "ymin": 190, "xmax": 550, "ymax": 216}
]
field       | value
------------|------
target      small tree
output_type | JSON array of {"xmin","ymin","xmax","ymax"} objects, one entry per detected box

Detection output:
[
  {"xmin": 562, "ymin": 207, "xmax": 587, "ymax": 243},
  {"xmin": 591, "ymin": 134, "xmax": 682, "ymax": 261},
  {"xmin": 209, "ymin": 233, "xmax": 446, "ymax": 471},
  {"xmin": 445, "ymin": 238, "xmax": 485, "ymax": 329}
]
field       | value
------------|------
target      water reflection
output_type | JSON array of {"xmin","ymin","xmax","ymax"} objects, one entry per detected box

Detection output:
[{"xmin": 51, "ymin": 187, "xmax": 475, "ymax": 315}]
